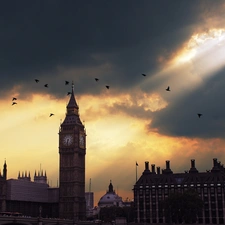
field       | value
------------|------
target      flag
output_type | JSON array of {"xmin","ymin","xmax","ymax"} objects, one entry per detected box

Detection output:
[{"xmin": 136, "ymin": 162, "xmax": 138, "ymax": 166}]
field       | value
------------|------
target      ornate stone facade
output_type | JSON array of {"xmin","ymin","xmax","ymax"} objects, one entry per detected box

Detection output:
[{"xmin": 59, "ymin": 84, "xmax": 86, "ymax": 220}]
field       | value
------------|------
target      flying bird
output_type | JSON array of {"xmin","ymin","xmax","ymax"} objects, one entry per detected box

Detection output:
[
  {"xmin": 49, "ymin": 113, "xmax": 54, "ymax": 117},
  {"xmin": 95, "ymin": 78, "xmax": 99, "ymax": 82},
  {"xmin": 12, "ymin": 97, "xmax": 17, "ymax": 101},
  {"xmin": 198, "ymin": 113, "xmax": 202, "ymax": 118},
  {"xmin": 35, "ymin": 79, "xmax": 39, "ymax": 83},
  {"xmin": 106, "ymin": 85, "xmax": 110, "ymax": 89},
  {"xmin": 142, "ymin": 74, "xmax": 146, "ymax": 76},
  {"xmin": 65, "ymin": 81, "xmax": 69, "ymax": 85},
  {"xmin": 12, "ymin": 102, "xmax": 17, "ymax": 105},
  {"xmin": 44, "ymin": 84, "xmax": 48, "ymax": 88},
  {"xmin": 166, "ymin": 86, "xmax": 170, "ymax": 91},
  {"xmin": 67, "ymin": 92, "xmax": 71, "ymax": 95}
]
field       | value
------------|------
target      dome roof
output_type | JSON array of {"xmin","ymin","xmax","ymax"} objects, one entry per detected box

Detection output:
[
  {"xmin": 99, "ymin": 192, "xmax": 120, "ymax": 204},
  {"xmin": 98, "ymin": 181, "xmax": 123, "ymax": 207}
]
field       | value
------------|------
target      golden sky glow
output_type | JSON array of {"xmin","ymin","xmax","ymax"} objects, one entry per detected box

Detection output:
[
  {"xmin": 2, "ymin": 82, "xmax": 225, "ymax": 205},
  {"xmin": 1, "ymin": 10, "xmax": 225, "ymax": 207}
]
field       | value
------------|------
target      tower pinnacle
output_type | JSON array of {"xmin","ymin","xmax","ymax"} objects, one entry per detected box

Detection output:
[{"xmin": 67, "ymin": 83, "xmax": 79, "ymax": 115}]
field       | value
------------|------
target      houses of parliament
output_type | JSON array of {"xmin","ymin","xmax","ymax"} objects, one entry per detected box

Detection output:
[
  {"xmin": 1, "ymin": 84, "xmax": 225, "ymax": 224},
  {"xmin": 0, "ymin": 85, "xmax": 86, "ymax": 220}
]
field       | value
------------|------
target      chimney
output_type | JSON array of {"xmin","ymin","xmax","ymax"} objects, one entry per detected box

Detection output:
[
  {"xmin": 151, "ymin": 164, "xmax": 156, "ymax": 174},
  {"xmin": 213, "ymin": 158, "xmax": 218, "ymax": 167},
  {"xmin": 157, "ymin": 167, "xmax": 160, "ymax": 174},
  {"xmin": 166, "ymin": 160, "xmax": 170, "ymax": 170},
  {"xmin": 142, "ymin": 161, "xmax": 151, "ymax": 175},
  {"xmin": 191, "ymin": 159, "xmax": 195, "ymax": 168},
  {"xmin": 145, "ymin": 161, "xmax": 149, "ymax": 170},
  {"xmin": 211, "ymin": 158, "xmax": 220, "ymax": 172},
  {"xmin": 189, "ymin": 159, "xmax": 198, "ymax": 173}
]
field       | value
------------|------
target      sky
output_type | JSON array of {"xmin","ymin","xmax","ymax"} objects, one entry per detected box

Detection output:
[{"xmin": 1, "ymin": 0, "xmax": 225, "ymax": 206}]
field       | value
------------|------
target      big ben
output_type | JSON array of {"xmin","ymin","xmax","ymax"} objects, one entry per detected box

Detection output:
[{"xmin": 59, "ymin": 84, "xmax": 86, "ymax": 220}]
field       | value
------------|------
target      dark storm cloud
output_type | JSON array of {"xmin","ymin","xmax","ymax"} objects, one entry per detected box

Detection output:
[
  {"xmin": 0, "ymin": 0, "xmax": 207, "ymax": 97},
  {"xmin": 150, "ymin": 66, "xmax": 225, "ymax": 139}
]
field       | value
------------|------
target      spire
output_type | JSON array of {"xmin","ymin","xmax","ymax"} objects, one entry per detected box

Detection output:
[
  {"xmin": 67, "ymin": 82, "xmax": 79, "ymax": 115},
  {"xmin": 3, "ymin": 160, "xmax": 7, "ymax": 179},
  {"xmin": 108, "ymin": 180, "xmax": 113, "ymax": 193}
]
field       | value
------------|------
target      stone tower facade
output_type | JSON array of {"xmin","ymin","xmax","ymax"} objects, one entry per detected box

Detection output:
[{"xmin": 59, "ymin": 84, "xmax": 86, "ymax": 220}]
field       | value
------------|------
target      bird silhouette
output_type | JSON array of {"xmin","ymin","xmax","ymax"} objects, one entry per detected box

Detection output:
[
  {"xmin": 35, "ymin": 79, "xmax": 39, "ymax": 83},
  {"xmin": 12, "ymin": 97, "xmax": 17, "ymax": 101},
  {"xmin": 49, "ymin": 113, "xmax": 54, "ymax": 117},
  {"xmin": 67, "ymin": 92, "xmax": 71, "ymax": 95},
  {"xmin": 142, "ymin": 74, "xmax": 146, "ymax": 76},
  {"xmin": 106, "ymin": 85, "xmax": 110, "ymax": 89},
  {"xmin": 12, "ymin": 102, "xmax": 17, "ymax": 105},
  {"xmin": 44, "ymin": 84, "xmax": 48, "ymax": 88},
  {"xmin": 166, "ymin": 86, "xmax": 170, "ymax": 91},
  {"xmin": 65, "ymin": 81, "xmax": 69, "ymax": 85},
  {"xmin": 95, "ymin": 78, "xmax": 99, "ymax": 82},
  {"xmin": 198, "ymin": 113, "xmax": 202, "ymax": 118}
]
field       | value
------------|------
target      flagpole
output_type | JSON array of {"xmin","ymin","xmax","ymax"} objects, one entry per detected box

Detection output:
[{"xmin": 136, "ymin": 162, "xmax": 138, "ymax": 182}]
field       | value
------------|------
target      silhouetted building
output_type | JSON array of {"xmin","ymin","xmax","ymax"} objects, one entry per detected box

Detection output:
[
  {"xmin": 58, "ymin": 83, "xmax": 86, "ymax": 220},
  {"xmin": 0, "ymin": 84, "xmax": 86, "ymax": 220},
  {"xmin": 0, "ymin": 164, "xmax": 59, "ymax": 217},
  {"xmin": 98, "ymin": 181, "xmax": 123, "ymax": 207},
  {"xmin": 134, "ymin": 158, "xmax": 225, "ymax": 224}
]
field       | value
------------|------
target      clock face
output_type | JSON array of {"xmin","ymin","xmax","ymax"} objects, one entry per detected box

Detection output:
[
  {"xmin": 63, "ymin": 134, "xmax": 73, "ymax": 146},
  {"xmin": 79, "ymin": 134, "xmax": 85, "ymax": 148}
]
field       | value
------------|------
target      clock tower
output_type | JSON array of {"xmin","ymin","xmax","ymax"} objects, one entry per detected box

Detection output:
[{"xmin": 59, "ymin": 84, "xmax": 86, "ymax": 220}]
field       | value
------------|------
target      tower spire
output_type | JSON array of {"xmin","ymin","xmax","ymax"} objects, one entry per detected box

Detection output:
[
  {"xmin": 3, "ymin": 160, "xmax": 7, "ymax": 180},
  {"xmin": 66, "ymin": 82, "xmax": 79, "ymax": 115}
]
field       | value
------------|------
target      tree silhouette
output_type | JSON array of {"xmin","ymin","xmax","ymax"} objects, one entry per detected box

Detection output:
[
  {"xmin": 164, "ymin": 189, "xmax": 203, "ymax": 224},
  {"xmin": 99, "ymin": 205, "xmax": 135, "ymax": 222}
]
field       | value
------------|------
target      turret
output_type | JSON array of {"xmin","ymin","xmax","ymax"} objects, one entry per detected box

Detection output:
[
  {"xmin": 18, "ymin": 170, "xmax": 31, "ymax": 181},
  {"xmin": 34, "ymin": 169, "xmax": 47, "ymax": 184},
  {"xmin": 3, "ymin": 160, "xmax": 7, "ymax": 180}
]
